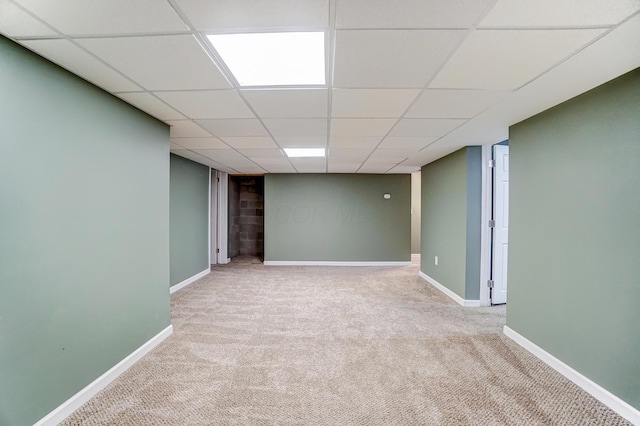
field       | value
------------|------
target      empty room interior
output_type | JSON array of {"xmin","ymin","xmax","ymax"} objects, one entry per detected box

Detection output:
[{"xmin": 1, "ymin": 1, "xmax": 639, "ymax": 425}]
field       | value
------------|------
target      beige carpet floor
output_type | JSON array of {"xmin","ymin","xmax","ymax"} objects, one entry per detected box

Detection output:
[{"xmin": 62, "ymin": 257, "xmax": 630, "ymax": 425}]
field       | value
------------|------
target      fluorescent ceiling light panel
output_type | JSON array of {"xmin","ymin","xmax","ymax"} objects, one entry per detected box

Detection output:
[
  {"xmin": 208, "ymin": 32, "xmax": 325, "ymax": 86},
  {"xmin": 284, "ymin": 148, "xmax": 325, "ymax": 158}
]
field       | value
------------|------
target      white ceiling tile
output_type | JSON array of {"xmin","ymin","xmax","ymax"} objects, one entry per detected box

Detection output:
[
  {"xmin": 331, "ymin": 89, "xmax": 420, "ymax": 118},
  {"xmin": 21, "ymin": 39, "xmax": 141, "ymax": 92},
  {"xmin": 171, "ymin": 149, "xmax": 237, "ymax": 172},
  {"xmin": 230, "ymin": 167, "xmax": 267, "ymax": 174},
  {"xmin": 196, "ymin": 149, "xmax": 234, "ymax": 163},
  {"xmin": 221, "ymin": 137, "xmax": 278, "ymax": 149},
  {"xmin": 378, "ymin": 137, "xmax": 438, "ymax": 149},
  {"xmin": 430, "ymin": 29, "xmax": 606, "ymax": 90},
  {"xmin": 252, "ymin": 160, "xmax": 295, "ymax": 173},
  {"xmin": 329, "ymin": 136, "xmax": 382, "ymax": 148},
  {"xmin": 334, "ymin": 30, "xmax": 466, "ymax": 88},
  {"xmin": 402, "ymin": 142, "xmax": 464, "ymax": 167},
  {"xmin": 387, "ymin": 165, "xmax": 421, "ymax": 173},
  {"xmin": 327, "ymin": 148, "xmax": 373, "ymax": 160},
  {"xmin": 117, "ymin": 92, "xmax": 186, "ymax": 120},
  {"xmin": 242, "ymin": 89, "xmax": 328, "ymax": 118},
  {"xmin": 263, "ymin": 119, "xmax": 327, "ymax": 136},
  {"xmin": 290, "ymin": 157, "xmax": 327, "ymax": 172},
  {"xmin": 328, "ymin": 162, "xmax": 361, "ymax": 173},
  {"xmin": 371, "ymin": 148, "xmax": 420, "ymax": 157},
  {"xmin": 365, "ymin": 156, "xmax": 406, "ymax": 164},
  {"xmin": 167, "ymin": 120, "xmax": 212, "ymax": 138},
  {"xmin": 389, "ymin": 119, "xmax": 466, "ymax": 137},
  {"xmin": 358, "ymin": 164, "xmax": 395, "ymax": 173},
  {"xmin": 226, "ymin": 164, "xmax": 266, "ymax": 171},
  {"xmin": 174, "ymin": 0, "xmax": 329, "ymax": 30},
  {"xmin": 238, "ymin": 149, "xmax": 284, "ymax": 157},
  {"xmin": 170, "ymin": 142, "xmax": 185, "ymax": 150},
  {"xmin": 406, "ymin": 90, "xmax": 507, "ymax": 118},
  {"xmin": 196, "ymin": 119, "xmax": 268, "ymax": 136},
  {"xmin": 331, "ymin": 119, "xmax": 396, "ymax": 136},
  {"xmin": 480, "ymin": 0, "xmax": 640, "ymax": 27},
  {"xmin": 195, "ymin": 149, "xmax": 252, "ymax": 163},
  {"xmin": 17, "ymin": 0, "xmax": 187, "ymax": 34},
  {"xmin": 336, "ymin": 0, "xmax": 495, "ymax": 29},
  {"xmin": 251, "ymin": 157, "xmax": 292, "ymax": 166},
  {"xmin": 0, "ymin": 1, "xmax": 56, "ymax": 36},
  {"xmin": 169, "ymin": 137, "xmax": 228, "ymax": 149},
  {"xmin": 78, "ymin": 35, "xmax": 231, "ymax": 90},
  {"xmin": 266, "ymin": 167, "xmax": 298, "ymax": 173},
  {"xmin": 275, "ymin": 136, "xmax": 327, "ymax": 148},
  {"xmin": 229, "ymin": 162, "xmax": 266, "ymax": 174},
  {"xmin": 155, "ymin": 90, "xmax": 254, "ymax": 119}
]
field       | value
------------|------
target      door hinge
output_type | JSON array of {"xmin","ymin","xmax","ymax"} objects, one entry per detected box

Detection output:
[
  {"xmin": 488, "ymin": 159, "xmax": 496, "ymax": 168},
  {"xmin": 487, "ymin": 280, "xmax": 494, "ymax": 289},
  {"xmin": 216, "ymin": 248, "xmax": 220, "ymax": 254},
  {"xmin": 488, "ymin": 219, "xmax": 495, "ymax": 228}
]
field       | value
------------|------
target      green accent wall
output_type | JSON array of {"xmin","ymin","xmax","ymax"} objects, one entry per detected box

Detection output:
[
  {"xmin": 170, "ymin": 154, "xmax": 210, "ymax": 286},
  {"xmin": 0, "ymin": 37, "xmax": 171, "ymax": 425},
  {"xmin": 264, "ymin": 174, "xmax": 410, "ymax": 262},
  {"xmin": 465, "ymin": 146, "xmax": 482, "ymax": 300},
  {"xmin": 421, "ymin": 147, "xmax": 482, "ymax": 300},
  {"xmin": 411, "ymin": 171, "xmax": 422, "ymax": 254},
  {"xmin": 507, "ymin": 68, "xmax": 640, "ymax": 409}
]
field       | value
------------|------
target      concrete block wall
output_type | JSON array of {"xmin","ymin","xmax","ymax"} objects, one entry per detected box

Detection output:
[
  {"xmin": 228, "ymin": 177, "xmax": 241, "ymax": 258},
  {"xmin": 229, "ymin": 176, "xmax": 264, "ymax": 258}
]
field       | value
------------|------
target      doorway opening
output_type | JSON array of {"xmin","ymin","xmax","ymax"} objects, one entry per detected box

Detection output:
[{"xmin": 228, "ymin": 176, "xmax": 264, "ymax": 262}]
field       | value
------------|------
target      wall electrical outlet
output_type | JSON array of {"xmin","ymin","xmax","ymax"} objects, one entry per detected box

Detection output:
[{"xmin": 434, "ymin": 256, "xmax": 438, "ymax": 266}]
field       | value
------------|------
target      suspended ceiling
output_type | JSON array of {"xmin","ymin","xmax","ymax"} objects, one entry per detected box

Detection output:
[{"xmin": 1, "ymin": 0, "xmax": 639, "ymax": 174}]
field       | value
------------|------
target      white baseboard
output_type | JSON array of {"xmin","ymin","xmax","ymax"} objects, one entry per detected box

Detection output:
[
  {"xmin": 264, "ymin": 261, "xmax": 411, "ymax": 267},
  {"xmin": 503, "ymin": 326, "xmax": 640, "ymax": 425},
  {"xmin": 418, "ymin": 271, "xmax": 481, "ymax": 307},
  {"xmin": 169, "ymin": 268, "xmax": 209, "ymax": 294},
  {"xmin": 34, "ymin": 325, "xmax": 173, "ymax": 426}
]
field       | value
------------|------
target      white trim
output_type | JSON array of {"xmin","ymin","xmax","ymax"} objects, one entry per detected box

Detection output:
[
  {"xmin": 264, "ymin": 261, "xmax": 411, "ymax": 267},
  {"xmin": 503, "ymin": 326, "xmax": 640, "ymax": 425},
  {"xmin": 418, "ymin": 271, "xmax": 481, "ymax": 307},
  {"xmin": 169, "ymin": 268, "xmax": 209, "ymax": 294},
  {"xmin": 34, "ymin": 325, "xmax": 173, "ymax": 426},
  {"xmin": 479, "ymin": 145, "xmax": 492, "ymax": 307}
]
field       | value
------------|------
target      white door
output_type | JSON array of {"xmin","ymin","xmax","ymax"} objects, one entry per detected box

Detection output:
[{"xmin": 492, "ymin": 145, "xmax": 509, "ymax": 305}]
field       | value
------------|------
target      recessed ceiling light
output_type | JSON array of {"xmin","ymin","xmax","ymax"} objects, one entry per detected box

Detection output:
[
  {"xmin": 208, "ymin": 32, "xmax": 325, "ymax": 87},
  {"xmin": 284, "ymin": 148, "xmax": 326, "ymax": 158}
]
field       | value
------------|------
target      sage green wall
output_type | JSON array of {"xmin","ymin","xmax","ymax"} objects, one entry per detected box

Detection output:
[
  {"xmin": 411, "ymin": 171, "xmax": 421, "ymax": 254},
  {"xmin": 507, "ymin": 68, "xmax": 640, "ymax": 409},
  {"xmin": 170, "ymin": 154, "xmax": 209, "ymax": 286},
  {"xmin": 465, "ymin": 147, "xmax": 482, "ymax": 300},
  {"xmin": 421, "ymin": 149, "xmax": 467, "ymax": 297},
  {"xmin": 420, "ymin": 147, "xmax": 482, "ymax": 300},
  {"xmin": 0, "ymin": 37, "xmax": 171, "ymax": 425},
  {"xmin": 264, "ymin": 174, "xmax": 410, "ymax": 262}
]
